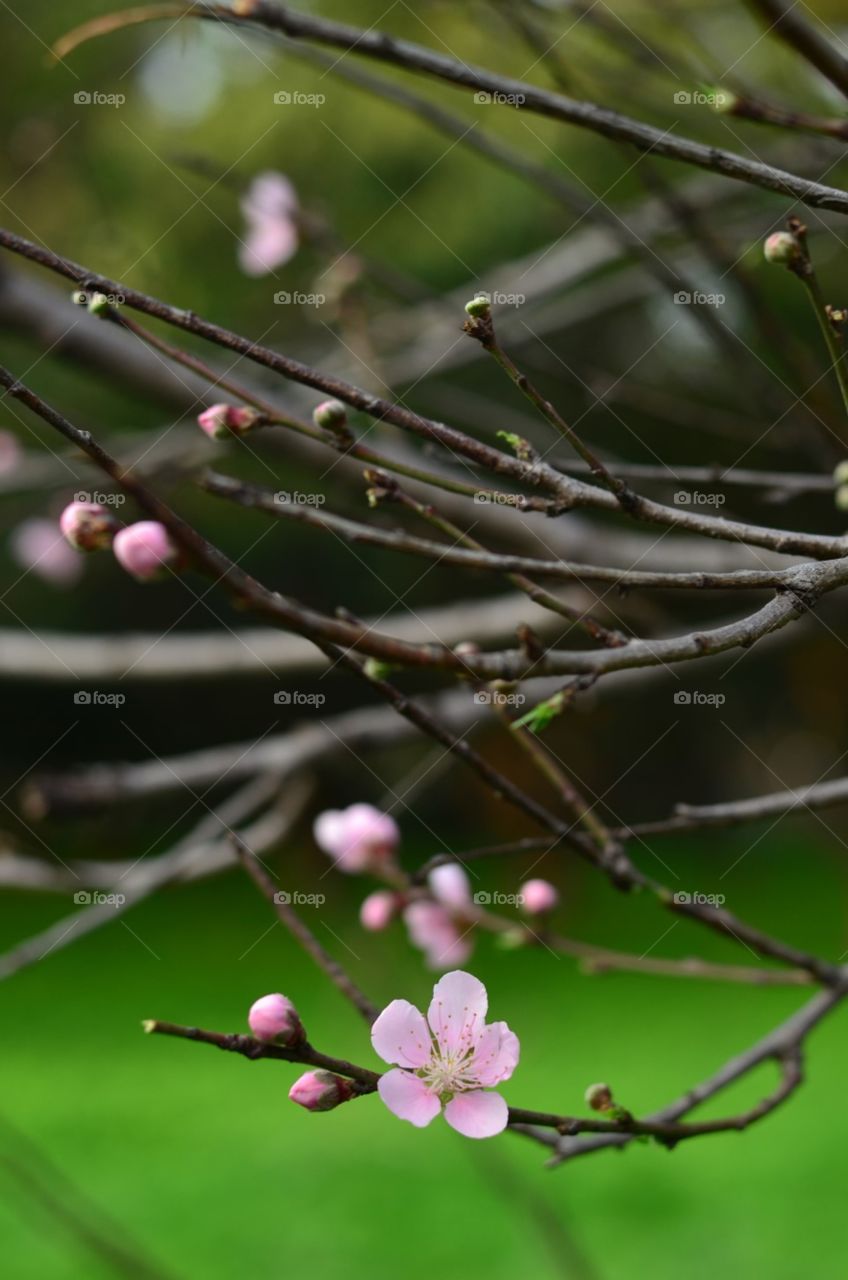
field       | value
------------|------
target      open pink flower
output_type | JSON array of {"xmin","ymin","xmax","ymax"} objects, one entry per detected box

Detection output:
[
  {"xmin": 371, "ymin": 970, "xmax": 519, "ymax": 1138},
  {"xmin": 313, "ymin": 803, "xmax": 399, "ymax": 873},
  {"xmin": 238, "ymin": 171, "xmax": 299, "ymax": 277}
]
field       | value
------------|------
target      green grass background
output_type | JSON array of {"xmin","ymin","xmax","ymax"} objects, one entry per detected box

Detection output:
[{"xmin": 2, "ymin": 833, "xmax": 846, "ymax": 1280}]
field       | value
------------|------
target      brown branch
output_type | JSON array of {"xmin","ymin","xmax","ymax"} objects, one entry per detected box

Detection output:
[
  {"xmin": 745, "ymin": 0, "xmax": 848, "ymax": 99},
  {"xmin": 51, "ymin": 2, "xmax": 848, "ymax": 212},
  {"xmin": 232, "ymin": 836, "xmax": 379, "ymax": 1024}
]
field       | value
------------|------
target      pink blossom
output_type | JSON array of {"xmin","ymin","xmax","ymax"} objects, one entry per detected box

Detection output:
[
  {"xmin": 403, "ymin": 901, "xmax": 473, "ymax": 970},
  {"xmin": 289, "ymin": 1070, "xmax": 354, "ymax": 1112},
  {"xmin": 313, "ymin": 803, "xmax": 400, "ymax": 873},
  {"xmin": 197, "ymin": 403, "xmax": 260, "ymax": 439},
  {"xmin": 113, "ymin": 521, "xmax": 179, "ymax": 582},
  {"xmin": 59, "ymin": 501, "xmax": 119, "ymax": 552},
  {"xmin": 371, "ymin": 970, "xmax": 519, "ymax": 1138},
  {"xmin": 10, "ymin": 518, "xmax": 83, "ymax": 587},
  {"xmin": 248, "ymin": 993, "xmax": 304, "ymax": 1045},
  {"xmin": 428, "ymin": 863, "xmax": 472, "ymax": 911},
  {"xmin": 520, "ymin": 879, "xmax": 559, "ymax": 915},
  {"xmin": 360, "ymin": 890, "xmax": 398, "ymax": 932},
  {"xmin": 0, "ymin": 430, "xmax": 21, "ymax": 475},
  {"xmin": 238, "ymin": 171, "xmax": 299, "ymax": 277}
]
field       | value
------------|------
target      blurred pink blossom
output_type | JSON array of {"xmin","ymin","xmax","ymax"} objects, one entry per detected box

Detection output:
[
  {"xmin": 238, "ymin": 171, "xmax": 299, "ymax": 277},
  {"xmin": 403, "ymin": 900, "xmax": 473, "ymax": 970},
  {"xmin": 520, "ymin": 878, "xmax": 559, "ymax": 915},
  {"xmin": 360, "ymin": 890, "xmax": 398, "ymax": 932},
  {"xmin": 10, "ymin": 518, "xmax": 83, "ymax": 587},
  {"xmin": 313, "ymin": 803, "xmax": 400, "ymax": 873}
]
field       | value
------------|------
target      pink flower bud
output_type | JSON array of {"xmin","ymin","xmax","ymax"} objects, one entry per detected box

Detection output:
[
  {"xmin": 312, "ymin": 399, "xmax": 348, "ymax": 431},
  {"xmin": 289, "ymin": 1069, "xmax": 354, "ymax": 1112},
  {"xmin": 360, "ymin": 890, "xmax": 398, "ymax": 932},
  {"xmin": 520, "ymin": 879, "xmax": 559, "ymax": 915},
  {"xmin": 428, "ymin": 863, "xmax": 472, "ymax": 911},
  {"xmin": 313, "ymin": 803, "xmax": 400, "ymax": 874},
  {"xmin": 248, "ymin": 993, "xmax": 305, "ymax": 1045},
  {"xmin": 113, "ymin": 521, "xmax": 179, "ymax": 582},
  {"xmin": 59, "ymin": 501, "xmax": 120, "ymax": 552},
  {"xmin": 763, "ymin": 231, "xmax": 800, "ymax": 265},
  {"xmin": 197, "ymin": 403, "xmax": 260, "ymax": 439}
]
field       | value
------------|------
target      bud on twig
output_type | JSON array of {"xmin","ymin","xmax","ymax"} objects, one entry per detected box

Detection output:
[
  {"xmin": 312, "ymin": 399, "xmax": 349, "ymax": 432},
  {"xmin": 248, "ymin": 993, "xmax": 306, "ymax": 1046},
  {"xmin": 763, "ymin": 231, "xmax": 802, "ymax": 266},
  {"xmin": 113, "ymin": 521, "xmax": 181, "ymax": 582},
  {"xmin": 289, "ymin": 1069, "xmax": 355, "ymax": 1112},
  {"xmin": 59, "ymin": 500, "xmax": 120, "ymax": 552},
  {"xmin": 584, "ymin": 1082, "xmax": 614, "ymax": 1112},
  {"xmin": 197, "ymin": 404, "xmax": 261, "ymax": 440}
]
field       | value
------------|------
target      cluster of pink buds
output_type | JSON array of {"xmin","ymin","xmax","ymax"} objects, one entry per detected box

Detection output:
[
  {"xmin": 197, "ymin": 403, "xmax": 261, "ymax": 440},
  {"xmin": 58, "ymin": 500, "xmax": 181, "ymax": 584},
  {"xmin": 313, "ymin": 806, "xmax": 559, "ymax": 970}
]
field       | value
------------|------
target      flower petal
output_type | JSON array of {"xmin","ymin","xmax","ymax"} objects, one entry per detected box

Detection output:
[
  {"xmin": 428, "ymin": 864, "xmax": 472, "ymax": 910},
  {"xmin": 370, "ymin": 999, "xmax": 432, "ymax": 1068},
  {"xmin": 427, "ymin": 970, "xmax": 488, "ymax": 1056},
  {"xmin": 444, "ymin": 1090, "xmax": 508, "ymax": 1139},
  {"xmin": 467, "ymin": 1021, "xmax": 520, "ymax": 1086},
  {"xmin": 377, "ymin": 1069, "xmax": 441, "ymax": 1128}
]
